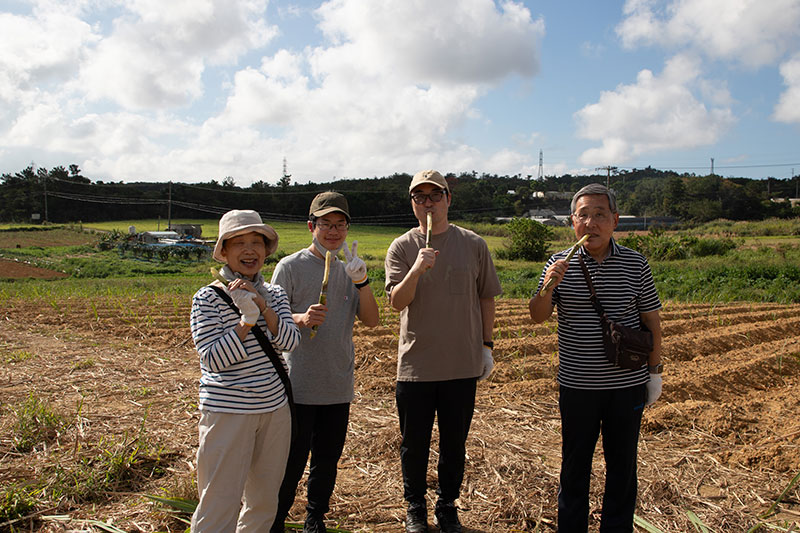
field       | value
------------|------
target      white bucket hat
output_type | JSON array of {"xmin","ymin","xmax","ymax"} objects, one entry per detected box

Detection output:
[{"xmin": 212, "ymin": 209, "xmax": 279, "ymax": 262}]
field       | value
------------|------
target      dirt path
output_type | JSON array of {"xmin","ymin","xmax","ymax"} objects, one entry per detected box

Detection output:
[{"xmin": 1, "ymin": 298, "xmax": 799, "ymax": 531}]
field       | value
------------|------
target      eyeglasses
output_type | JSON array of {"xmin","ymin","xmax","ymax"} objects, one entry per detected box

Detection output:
[
  {"xmin": 315, "ymin": 221, "xmax": 349, "ymax": 231},
  {"xmin": 572, "ymin": 212, "xmax": 611, "ymax": 223},
  {"xmin": 411, "ymin": 190, "xmax": 446, "ymax": 204}
]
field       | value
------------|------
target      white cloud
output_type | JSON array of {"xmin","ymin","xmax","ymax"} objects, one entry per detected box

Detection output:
[
  {"xmin": 0, "ymin": 0, "xmax": 545, "ymax": 182},
  {"xmin": 617, "ymin": 0, "xmax": 800, "ymax": 68},
  {"xmin": 315, "ymin": 0, "xmax": 544, "ymax": 84},
  {"xmin": 80, "ymin": 0, "xmax": 277, "ymax": 110},
  {"xmin": 773, "ymin": 53, "xmax": 800, "ymax": 123},
  {"xmin": 211, "ymin": 0, "xmax": 545, "ymax": 180},
  {"xmin": 575, "ymin": 54, "xmax": 735, "ymax": 165},
  {"xmin": 0, "ymin": 11, "xmax": 94, "ymax": 89}
]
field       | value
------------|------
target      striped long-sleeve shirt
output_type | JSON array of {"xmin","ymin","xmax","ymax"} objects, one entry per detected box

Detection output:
[
  {"xmin": 537, "ymin": 239, "xmax": 661, "ymax": 390},
  {"xmin": 190, "ymin": 283, "xmax": 301, "ymax": 413}
]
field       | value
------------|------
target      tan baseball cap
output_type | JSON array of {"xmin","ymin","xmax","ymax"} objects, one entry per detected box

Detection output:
[
  {"xmin": 212, "ymin": 209, "xmax": 279, "ymax": 262},
  {"xmin": 409, "ymin": 170, "xmax": 449, "ymax": 194},
  {"xmin": 309, "ymin": 191, "xmax": 350, "ymax": 221}
]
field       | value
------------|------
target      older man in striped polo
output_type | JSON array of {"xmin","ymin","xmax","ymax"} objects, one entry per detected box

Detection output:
[{"xmin": 529, "ymin": 183, "xmax": 663, "ymax": 532}]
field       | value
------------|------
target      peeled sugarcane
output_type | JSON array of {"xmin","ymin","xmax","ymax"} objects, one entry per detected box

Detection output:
[
  {"xmin": 311, "ymin": 250, "xmax": 332, "ymax": 337},
  {"xmin": 210, "ymin": 267, "xmax": 229, "ymax": 287},
  {"xmin": 539, "ymin": 234, "xmax": 589, "ymax": 297},
  {"xmin": 426, "ymin": 212, "xmax": 433, "ymax": 248}
]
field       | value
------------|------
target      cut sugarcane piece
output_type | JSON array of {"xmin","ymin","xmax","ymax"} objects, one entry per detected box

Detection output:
[
  {"xmin": 311, "ymin": 250, "xmax": 332, "ymax": 337},
  {"xmin": 210, "ymin": 267, "xmax": 229, "ymax": 286},
  {"xmin": 539, "ymin": 234, "xmax": 590, "ymax": 296},
  {"xmin": 426, "ymin": 212, "xmax": 433, "ymax": 248}
]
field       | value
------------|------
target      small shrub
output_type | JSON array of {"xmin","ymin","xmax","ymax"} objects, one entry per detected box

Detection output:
[
  {"xmin": 687, "ymin": 237, "xmax": 737, "ymax": 257},
  {"xmin": 618, "ymin": 231, "xmax": 687, "ymax": 260},
  {"xmin": 497, "ymin": 218, "xmax": 552, "ymax": 261},
  {"xmin": 96, "ymin": 229, "xmax": 126, "ymax": 251}
]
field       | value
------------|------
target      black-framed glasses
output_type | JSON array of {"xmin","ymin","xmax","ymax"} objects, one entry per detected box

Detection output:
[
  {"xmin": 411, "ymin": 190, "xmax": 446, "ymax": 204},
  {"xmin": 315, "ymin": 221, "xmax": 350, "ymax": 231}
]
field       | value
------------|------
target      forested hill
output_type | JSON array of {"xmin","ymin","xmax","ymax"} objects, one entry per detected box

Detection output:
[{"xmin": 1, "ymin": 164, "xmax": 798, "ymax": 224}]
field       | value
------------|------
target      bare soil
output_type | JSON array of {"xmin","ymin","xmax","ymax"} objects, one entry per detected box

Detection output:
[
  {"xmin": 0, "ymin": 229, "xmax": 99, "ymax": 249},
  {"xmin": 1, "ymin": 297, "xmax": 799, "ymax": 532},
  {"xmin": 0, "ymin": 258, "xmax": 68, "ymax": 279}
]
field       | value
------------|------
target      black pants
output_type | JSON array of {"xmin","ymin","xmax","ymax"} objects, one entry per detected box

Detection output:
[
  {"xmin": 396, "ymin": 378, "xmax": 477, "ymax": 506},
  {"xmin": 557, "ymin": 384, "xmax": 646, "ymax": 533},
  {"xmin": 271, "ymin": 402, "xmax": 350, "ymax": 531}
]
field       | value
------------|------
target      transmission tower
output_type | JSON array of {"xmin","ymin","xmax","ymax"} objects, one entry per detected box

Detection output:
[
  {"xmin": 537, "ymin": 149, "xmax": 543, "ymax": 180},
  {"xmin": 283, "ymin": 157, "xmax": 291, "ymax": 181}
]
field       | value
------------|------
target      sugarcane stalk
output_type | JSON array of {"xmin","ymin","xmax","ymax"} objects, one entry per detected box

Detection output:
[
  {"xmin": 311, "ymin": 250, "xmax": 332, "ymax": 337},
  {"xmin": 539, "ymin": 234, "xmax": 589, "ymax": 296},
  {"xmin": 426, "ymin": 212, "xmax": 433, "ymax": 248},
  {"xmin": 210, "ymin": 267, "xmax": 229, "ymax": 287}
]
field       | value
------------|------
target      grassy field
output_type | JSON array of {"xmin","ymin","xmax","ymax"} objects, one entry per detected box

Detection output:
[
  {"xmin": 80, "ymin": 218, "xmax": 509, "ymax": 260},
  {"xmin": 1, "ymin": 219, "xmax": 799, "ymax": 302}
]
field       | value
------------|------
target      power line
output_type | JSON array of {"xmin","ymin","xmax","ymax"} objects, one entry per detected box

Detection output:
[{"xmin": 621, "ymin": 162, "xmax": 800, "ymax": 171}]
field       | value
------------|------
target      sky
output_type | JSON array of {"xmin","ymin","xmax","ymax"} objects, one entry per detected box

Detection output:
[{"xmin": 1, "ymin": 0, "xmax": 799, "ymax": 186}]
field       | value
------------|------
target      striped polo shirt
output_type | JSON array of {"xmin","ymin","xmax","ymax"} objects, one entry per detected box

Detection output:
[
  {"xmin": 190, "ymin": 284, "xmax": 301, "ymax": 413},
  {"xmin": 537, "ymin": 238, "xmax": 661, "ymax": 390}
]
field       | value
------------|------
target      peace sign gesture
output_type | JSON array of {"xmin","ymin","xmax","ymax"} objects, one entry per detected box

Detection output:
[{"xmin": 343, "ymin": 240, "xmax": 368, "ymax": 285}]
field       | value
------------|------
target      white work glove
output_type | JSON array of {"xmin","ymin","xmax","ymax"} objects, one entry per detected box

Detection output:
[
  {"xmin": 479, "ymin": 346, "xmax": 494, "ymax": 381},
  {"xmin": 645, "ymin": 374, "xmax": 662, "ymax": 406},
  {"xmin": 230, "ymin": 289, "xmax": 260, "ymax": 327},
  {"xmin": 342, "ymin": 240, "xmax": 368, "ymax": 285}
]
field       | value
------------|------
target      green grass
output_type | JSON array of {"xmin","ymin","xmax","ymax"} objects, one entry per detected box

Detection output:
[
  {"xmin": 4, "ymin": 349, "xmax": 35, "ymax": 363},
  {"xmin": 3, "ymin": 222, "xmax": 800, "ymax": 303},
  {"xmin": 0, "ymin": 484, "xmax": 38, "ymax": 524},
  {"xmin": 12, "ymin": 393, "xmax": 65, "ymax": 453},
  {"xmin": 8, "ymin": 407, "xmax": 173, "ymax": 514}
]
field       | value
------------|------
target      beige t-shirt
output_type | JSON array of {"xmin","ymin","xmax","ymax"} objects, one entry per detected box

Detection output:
[{"xmin": 385, "ymin": 224, "xmax": 502, "ymax": 382}]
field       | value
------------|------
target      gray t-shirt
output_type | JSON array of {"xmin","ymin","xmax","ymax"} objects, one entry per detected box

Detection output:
[
  {"xmin": 385, "ymin": 225, "xmax": 502, "ymax": 382},
  {"xmin": 271, "ymin": 248, "xmax": 360, "ymax": 404}
]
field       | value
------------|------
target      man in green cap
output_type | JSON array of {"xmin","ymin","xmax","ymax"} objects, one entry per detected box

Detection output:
[{"xmin": 270, "ymin": 191, "xmax": 379, "ymax": 533}]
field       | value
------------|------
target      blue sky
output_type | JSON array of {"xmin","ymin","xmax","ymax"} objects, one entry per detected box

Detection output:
[{"xmin": 1, "ymin": 0, "xmax": 798, "ymax": 185}]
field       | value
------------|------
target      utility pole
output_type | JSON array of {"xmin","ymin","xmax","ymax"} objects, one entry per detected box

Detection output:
[
  {"xmin": 794, "ymin": 168, "xmax": 797, "ymax": 198},
  {"xmin": 710, "ymin": 157, "xmax": 714, "ymax": 175},
  {"xmin": 167, "ymin": 181, "xmax": 172, "ymax": 230},
  {"xmin": 43, "ymin": 171, "xmax": 48, "ymax": 223},
  {"xmin": 595, "ymin": 166, "xmax": 617, "ymax": 189}
]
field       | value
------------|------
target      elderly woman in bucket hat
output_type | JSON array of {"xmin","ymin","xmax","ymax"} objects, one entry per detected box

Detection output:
[{"xmin": 190, "ymin": 209, "xmax": 301, "ymax": 533}]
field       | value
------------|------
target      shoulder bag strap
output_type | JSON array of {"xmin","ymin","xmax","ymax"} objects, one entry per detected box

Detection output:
[
  {"xmin": 208, "ymin": 285, "xmax": 297, "ymax": 438},
  {"xmin": 578, "ymin": 255, "xmax": 606, "ymax": 317}
]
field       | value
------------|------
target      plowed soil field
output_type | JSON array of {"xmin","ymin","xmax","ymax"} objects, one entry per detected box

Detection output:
[{"xmin": 1, "ymin": 296, "xmax": 799, "ymax": 532}]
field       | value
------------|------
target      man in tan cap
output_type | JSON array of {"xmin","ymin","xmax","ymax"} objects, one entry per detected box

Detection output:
[
  {"xmin": 270, "ymin": 192, "xmax": 379, "ymax": 533},
  {"xmin": 384, "ymin": 171, "xmax": 502, "ymax": 533}
]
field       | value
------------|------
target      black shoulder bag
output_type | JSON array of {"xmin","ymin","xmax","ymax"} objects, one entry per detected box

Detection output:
[
  {"xmin": 577, "ymin": 256, "xmax": 653, "ymax": 370},
  {"xmin": 209, "ymin": 285, "xmax": 297, "ymax": 441}
]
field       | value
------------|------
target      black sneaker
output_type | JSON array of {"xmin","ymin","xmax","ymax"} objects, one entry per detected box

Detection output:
[
  {"xmin": 405, "ymin": 503, "xmax": 429, "ymax": 533},
  {"xmin": 303, "ymin": 513, "xmax": 327, "ymax": 533},
  {"xmin": 434, "ymin": 501, "xmax": 462, "ymax": 533}
]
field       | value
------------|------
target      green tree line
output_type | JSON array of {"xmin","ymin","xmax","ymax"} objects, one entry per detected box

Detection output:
[{"xmin": 1, "ymin": 164, "xmax": 797, "ymax": 224}]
